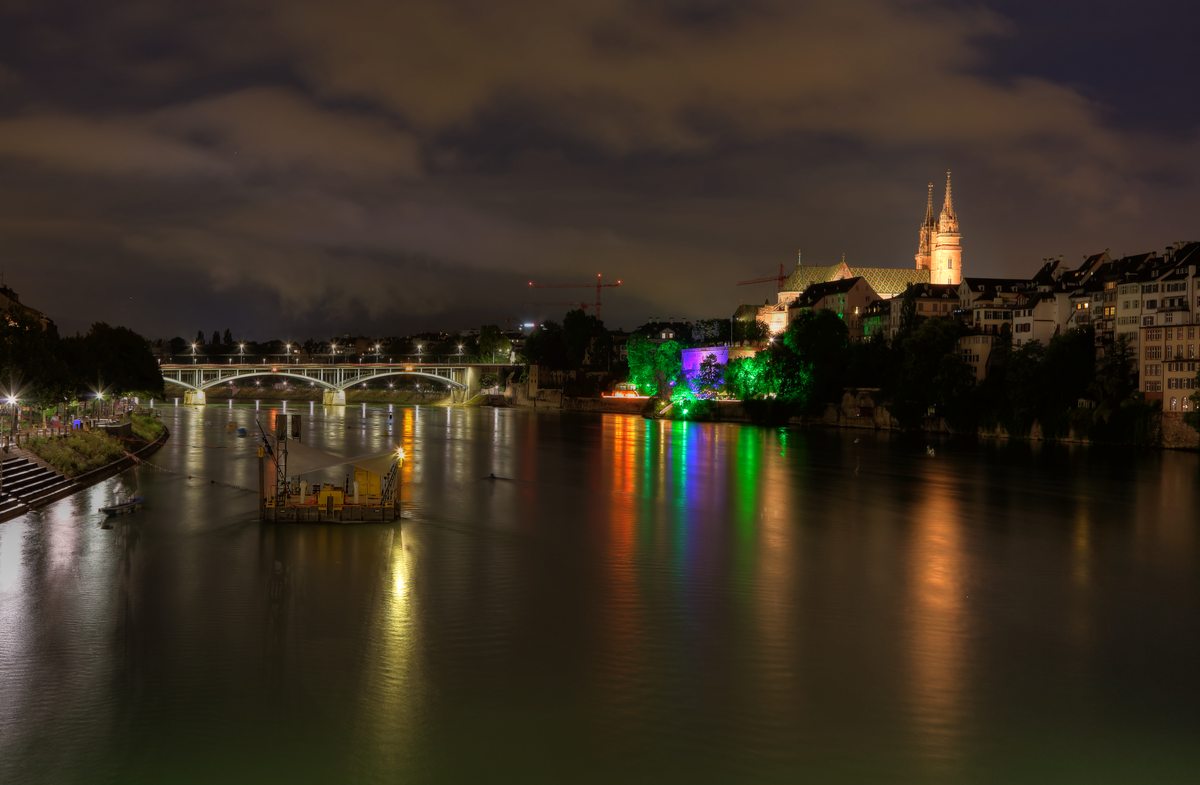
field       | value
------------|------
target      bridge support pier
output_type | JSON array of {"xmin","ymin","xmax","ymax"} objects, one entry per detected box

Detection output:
[
  {"xmin": 184, "ymin": 389, "xmax": 207, "ymax": 406},
  {"xmin": 323, "ymin": 389, "xmax": 346, "ymax": 406}
]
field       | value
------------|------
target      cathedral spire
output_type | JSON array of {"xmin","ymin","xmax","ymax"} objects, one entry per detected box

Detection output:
[
  {"xmin": 938, "ymin": 169, "xmax": 958, "ymax": 233},
  {"xmin": 942, "ymin": 169, "xmax": 955, "ymax": 220},
  {"xmin": 923, "ymin": 181, "xmax": 934, "ymax": 227}
]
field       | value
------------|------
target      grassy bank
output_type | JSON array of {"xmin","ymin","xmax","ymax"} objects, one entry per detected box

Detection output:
[
  {"xmin": 25, "ymin": 411, "xmax": 166, "ymax": 477},
  {"xmin": 131, "ymin": 412, "xmax": 166, "ymax": 441},
  {"xmin": 26, "ymin": 429, "xmax": 128, "ymax": 477}
]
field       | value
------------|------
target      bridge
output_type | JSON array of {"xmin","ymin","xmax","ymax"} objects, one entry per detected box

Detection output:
[{"xmin": 160, "ymin": 361, "xmax": 514, "ymax": 405}]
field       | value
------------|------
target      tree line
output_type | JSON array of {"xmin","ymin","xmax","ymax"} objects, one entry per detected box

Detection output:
[
  {"xmin": 624, "ymin": 296, "xmax": 1192, "ymax": 442},
  {"xmin": 0, "ymin": 313, "xmax": 163, "ymax": 404}
]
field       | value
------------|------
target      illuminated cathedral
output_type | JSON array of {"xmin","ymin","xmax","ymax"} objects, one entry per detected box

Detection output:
[
  {"xmin": 915, "ymin": 171, "xmax": 963, "ymax": 286},
  {"xmin": 753, "ymin": 171, "xmax": 964, "ymax": 334}
]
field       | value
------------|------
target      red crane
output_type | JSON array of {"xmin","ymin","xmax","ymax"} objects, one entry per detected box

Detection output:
[
  {"xmin": 736, "ymin": 263, "xmax": 787, "ymax": 290},
  {"xmin": 527, "ymin": 273, "xmax": 623, "ymax": 321}
]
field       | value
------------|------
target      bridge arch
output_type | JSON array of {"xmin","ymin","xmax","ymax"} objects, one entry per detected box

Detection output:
[
  {"xmin": 339, "ymin": 370, "xmax": 466, "ymax": 390},
  {"xmin": 195, "ymin": 370, "xmax": 339, "ymax": 392}
]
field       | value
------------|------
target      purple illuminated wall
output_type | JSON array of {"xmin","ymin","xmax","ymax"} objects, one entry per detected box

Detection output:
[{"xmin": 681, "ymin": 345, "xmax": 728, "ymax": 392}]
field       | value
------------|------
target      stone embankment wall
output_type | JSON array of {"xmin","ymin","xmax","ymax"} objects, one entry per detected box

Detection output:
[{"xmin": 506, "ymin": 378, "xmax": 1200, "ymax": 450}]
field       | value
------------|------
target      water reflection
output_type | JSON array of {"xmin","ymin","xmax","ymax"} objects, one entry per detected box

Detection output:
[
  {"xmin": 1, "ymin": 407, "xmax": 1199, "ymax": 784},
  {"xmin": 907, "ymin": 462, "xmax": 968, "ymax": 771}
]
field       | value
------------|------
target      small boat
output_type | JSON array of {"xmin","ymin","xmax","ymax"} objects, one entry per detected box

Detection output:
[
  {"xmin": 99, "ymin": 496, "xmax": 144, "ymax": 516},
  {"xmin": 236, "ymin": 427, "xmax": 248, "ymax": 437}
]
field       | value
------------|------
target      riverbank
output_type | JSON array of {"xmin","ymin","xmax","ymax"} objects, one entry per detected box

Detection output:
[
  {"xmin": 0, "ymin": 420, "xmax": 170, "ymax": 521},
  {"xmin": 502, "ymin": 389, "xmax": 1200, "ymax": 450}
]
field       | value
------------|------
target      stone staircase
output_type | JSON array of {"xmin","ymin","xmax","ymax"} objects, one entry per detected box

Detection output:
[{"xmin": 0, "ymin": 454, "xmax": 78, "ymax": 520}]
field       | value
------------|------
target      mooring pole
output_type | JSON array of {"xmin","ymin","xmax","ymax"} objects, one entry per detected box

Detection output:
[{"xmin": 257, "ymin": 444, "xmax": 266, "ymax": 521}]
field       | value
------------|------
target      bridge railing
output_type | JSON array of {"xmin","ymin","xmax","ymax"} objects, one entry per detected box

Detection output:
[{"xmin": 160, "ymin": 355, "xmax": 507, "ymax": 365}]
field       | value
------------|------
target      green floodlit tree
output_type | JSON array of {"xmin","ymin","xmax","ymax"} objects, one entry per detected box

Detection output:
[
  {"xmin": 626, "ymin": 336, "xmax": 684, "ymax": 397},
  {"xmin": 725, "ymin": 355, "xmax": 771, "ymax": 400},
  {"xmin": 625, "ymin": 336, "xmax": 659, "ymax": 395}
]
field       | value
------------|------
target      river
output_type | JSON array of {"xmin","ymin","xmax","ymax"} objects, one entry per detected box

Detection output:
[{"xmin": 1, "ymin": 403, "xmax": 1199, "ymax": 784}]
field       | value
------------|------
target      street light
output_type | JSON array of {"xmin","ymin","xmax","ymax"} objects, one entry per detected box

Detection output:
[
  {"xmin": 457, "ymin": 343, "xmax": 464, "ymax": 362},
  {"xmin": 239, "ymin": 342, "xmax": 246, "ymax": 363},
  {"xmin": 416, "ymin": 343, "xmax": 423, "ymax": 362},
  {"xmin": 374, "ymin": 343, "xmax": 382, "ymax": 363},
  {"xmin": 284, "ymin": 342, "xmax": 291, "ymax": 364},
  {"xmin": 191, "ymin": 342, "xmax": 198, "ymax": 364},
  {"xmin": 6, "ymin": 395, "xmax": 17, "ymax": 445},
  {"xmin": 331, "ymin": 342, "xmax": 338, "ymax": 364}
]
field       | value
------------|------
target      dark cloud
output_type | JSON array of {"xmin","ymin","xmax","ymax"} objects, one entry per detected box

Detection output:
[{"xmin": 0, "ymin": 0, "xmax": 1196, "ymax": 338}]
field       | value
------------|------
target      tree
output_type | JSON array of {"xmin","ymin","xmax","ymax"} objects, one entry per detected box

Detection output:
[
  {"xmin": 652, "ymin": 340, "xmax": 685, "ymax": 398},
  {"xmin": 691, "ymin": 319, "xmax": 726, "ymax": 344},
  {"xmin": 211, "ymin": 331, "xmax": 221, "ymax": 348},
  {"xmin": 1004, "ymin": 340, "xmax": 1046, "ymax": 435},
  {"xmin": 782, "ymin": 310, "xmax": 849, "ymax": 411},
  {"xmin": 477, "ymin": 325, "xmax": 511, "ymax": 363},
  {"xmin": 562, "ymin": 309, "xmax": 606, "ymax": 369},
  {"xmin": 61, "ymin": 323, "xmax": 164, "ymax": 396},
  {"xmin": 726, "ymin": 355, "xmax": 771, "ymax": 400},
  {"xmin": 223, "ymin": 328, "xmax": 233, "ymax": 346},
  {"xmin": 0, "ymin": 311, "xmax": 70, "ymax": 403},
  {"xmin": 1038, "ymin": 327, "xmax": 1095, "ymax": 437},
  {"xmin": 694, "ymin": 353, "xmax": 725, "ymax": 399},
  {"xmin": 522, "ymin": 321, "xmax": 568, "ymax": 370},
  {"xmin": 195, "ymin": 330, "xmax": 205, "ymax": 347},
  {"xmin": 897, "ymin": 284, "xmax": 920, "ymax": 339},
  {"xmin": 886, "ymin": 317, "xmax": 971, "ymax": 429},
  {"xmin": 626, "ymin": 336, "xmax": 659, "ymax": 395},
  {"xmin": 762, "ymin": 343, "xmax": 812, "ymax": 405},
  {"xmin": 1091, "ymin": 336, "xmax": 1136, "ymax": 422}
]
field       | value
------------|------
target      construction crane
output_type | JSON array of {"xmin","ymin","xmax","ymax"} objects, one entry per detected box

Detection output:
[
  {"xmin": 527, "ymin": 273, "xmax": 623, "ymax": 321},
  {"xmin": 736, "ymin": 262, "xmax": 787, "ymax": 291}
]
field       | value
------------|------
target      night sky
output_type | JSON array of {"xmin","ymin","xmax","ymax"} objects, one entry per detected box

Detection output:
[{"xmin": 1, "ymin": 0, "xmax": 1197, "ymax": 338}]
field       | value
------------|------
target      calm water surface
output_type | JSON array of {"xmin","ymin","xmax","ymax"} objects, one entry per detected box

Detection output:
[{"xmin": 1, "ymin": 404, "xmax": 1199, "ymax": 784}]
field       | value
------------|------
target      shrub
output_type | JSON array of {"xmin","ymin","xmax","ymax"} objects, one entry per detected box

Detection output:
[{"xmin": 26, "ymin": 429, "xmax": 127, "ymax": 477}]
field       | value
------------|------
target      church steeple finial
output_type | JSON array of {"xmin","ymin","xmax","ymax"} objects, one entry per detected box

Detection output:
[
  {"xmin": 923, "ymin": 182, "xmax": 934, "ymax": 226},
  {"xmin": 942, "ymin": 169, "xmax": 955, "ymax": 219}
]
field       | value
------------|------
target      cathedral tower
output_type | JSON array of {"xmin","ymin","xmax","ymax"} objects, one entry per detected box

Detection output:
[
  {"xmin": 930, "ymin": 170, "xmax": 962, "ymax": 285},
  {"xmin": 914, "ymin": 181, "xmax": 934, "ymax": 271}
]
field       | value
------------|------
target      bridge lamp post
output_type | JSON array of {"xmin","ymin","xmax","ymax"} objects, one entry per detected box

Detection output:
[
  {"xmin": 331, "ymin": 342, "xmax": 338, "ymax": 365},
  {"xmin": 416, "ymin": 343, "xmax": 423, "ymax": 362},
  {"xmin": 457, "ymin": 344, "xmax": 464, "ymax": 363},
  {"xmin": 374, "ymin": 343, "xmax": 382, "ymax": 363},
  {"xmin": 191, "ymin": 342, "xmax": 198, "ymax": 364},
  {"xmin": 239, "ymin": 343, "xmax": 246, "ymax": 364}
]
